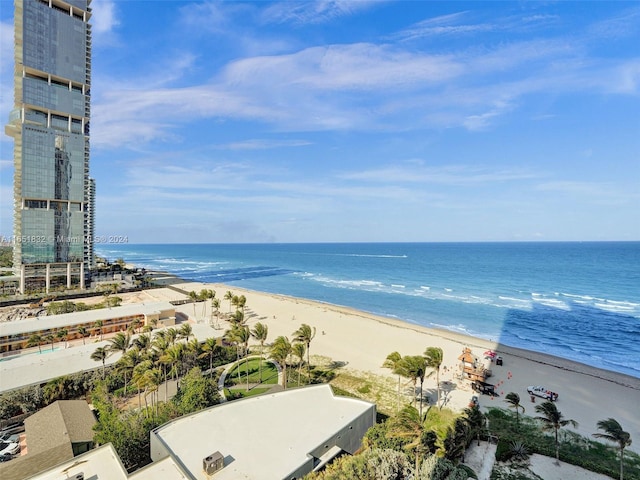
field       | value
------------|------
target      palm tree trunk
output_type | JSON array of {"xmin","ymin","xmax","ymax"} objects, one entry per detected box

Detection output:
[
  {"xmin": 620, "ymin": 451, "xmax": 624, "ymax": 480},
  {"xmin": 307, "ymin": 345, "xmax": 311, "ymax": 382}
]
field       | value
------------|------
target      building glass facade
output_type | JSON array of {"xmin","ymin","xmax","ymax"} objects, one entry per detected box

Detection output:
[{"xmin": 5, "ymin": 0, "xmax": 93, "ymax": 293}]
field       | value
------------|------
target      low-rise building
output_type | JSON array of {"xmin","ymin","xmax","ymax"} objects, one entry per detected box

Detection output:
[
  {"xmin": 150, "ymin": 384, "xmax": 376, "ymax": 479},
  {"xmin": 0, "ymin": 400, "xmax": 97, "ymax": 480},
  {"xmin": 0, "ymin": 302, "xmax": 176, "ymax": 354}
]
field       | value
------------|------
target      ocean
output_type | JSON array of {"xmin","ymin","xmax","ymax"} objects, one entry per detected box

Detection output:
[{"xmin": 97, "ymin": 242, "xmax": 640, "ymax": 379}]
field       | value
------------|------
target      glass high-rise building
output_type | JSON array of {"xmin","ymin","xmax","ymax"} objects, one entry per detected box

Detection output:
[{"xmin": 5, "ymin": 0, "xmax": 94, "ymax": 294}]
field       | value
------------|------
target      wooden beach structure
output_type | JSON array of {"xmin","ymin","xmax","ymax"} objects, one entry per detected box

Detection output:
[{"xmin": 458, "ymin": 347, "xmax": 492, "ymax": 382}]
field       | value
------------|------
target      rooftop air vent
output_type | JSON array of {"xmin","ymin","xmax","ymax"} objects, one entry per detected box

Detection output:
[
  {"xmin": 71, "ymin": 474, "xmax": 84, "ymax": 480},
  {"xmin": 203, "ymin": 451, "xmax": 224, "ymax": 475}
]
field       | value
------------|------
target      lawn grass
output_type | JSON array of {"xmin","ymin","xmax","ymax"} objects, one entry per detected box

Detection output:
[
  {"xmin": 225, "ymin": 358, "xmax": 278, "ymax": 386},
  {"xmin": 225, "ymin": 386, "xmax": 273, "ymax": 399}
]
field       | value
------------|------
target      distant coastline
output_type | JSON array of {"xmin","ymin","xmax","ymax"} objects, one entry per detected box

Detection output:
[{"xmin": 97, "ymin": 242, "xmax": 640, "ymax": 379}]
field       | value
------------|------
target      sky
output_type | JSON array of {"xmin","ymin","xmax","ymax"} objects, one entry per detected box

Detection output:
[{"xmin": 0, "ymin": 1, "xmax": 639, "ymax": 244}]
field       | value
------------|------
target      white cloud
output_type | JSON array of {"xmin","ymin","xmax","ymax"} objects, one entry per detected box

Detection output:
[
  {"xmin": 221, "ymin": 139, "xmax": 312, "ymax": 150},
  {"xmin": 339, "ymin": 164, "xmax": 537, "ymax": 186},
  {"xmin": 262, "ymin": 0, "xmax": 380, "ymax": 25},
  {"xmin": 90, "ymin": 0, "xmax": 119, "ymax": 35}
]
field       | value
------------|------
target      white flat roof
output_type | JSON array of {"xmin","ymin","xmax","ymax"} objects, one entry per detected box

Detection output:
[
  {"xmin": 0, "ymin": 302, "xmax": 175, "ymax": 337},
  {"xmin": 0, "ymin": 324, "xmax": 216, "ymax": 393},
  {"xmin": 26, "ymin": 443, "xmax": 129, "ymax": 480},
  {"xmin": 153, "ymin": 384, "xmax": 375, "ymax": 480},
  {"xmin": 24, "ymin": 444, "xmax": 190, "ymax": 480}
]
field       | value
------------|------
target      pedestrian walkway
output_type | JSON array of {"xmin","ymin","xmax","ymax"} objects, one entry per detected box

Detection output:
[
  {"xmin": 461, "ymin": 440, "xmax": 497, "ymax": 480},
  {"xmin": 217, "ymin": 355, "xmax": 282, "ymax": 402}
]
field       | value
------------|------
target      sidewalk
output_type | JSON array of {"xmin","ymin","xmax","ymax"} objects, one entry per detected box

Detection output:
[{"xmin": 461, "ymin": 440, "xmax": 497, "ymax": 480}]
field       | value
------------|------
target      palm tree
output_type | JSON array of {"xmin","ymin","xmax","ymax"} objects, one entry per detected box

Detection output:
[
  {"xmin": 77, "ymin": 326, "xmax": 88, "ymax": 345},
  {"xmin": 132, "ymin": 359, "xmax": 153, "ymax": 410},
  {"xmin": 230, "ymin": 310, "xmax": 245, "ymax": 325},
  {"xmin": 165, "ymin": 327, "xmax": 178, "ymax": 346},
  {"xmin": 134, "ymin": 333, "xmax": 152, "ymax": 353},
  {"xmin": 117, "ymin": 348, "xmax": 140, "ymax": 397},
  {"xmin": 128, "ymin": 318, "xmax": 142, "ymax": 334},
  {"xmin": 178, "ymin": 323, "xmax": 193, "ymax": 342},
  {"xmin": 185, "ymin": 338, "xmax": 202, "ymax": 371},
  {"xmin": 108, "ymin": 331, "xmax": 131, "ymax": 357},
  {"xmin": 27, "ymin": 334, "xmax": 43, "ymax": 354},
  {"xmin": 401, "ymin": 355, "xmax": 428, "ymax": 416},
  {"xmin": 188, "ymin": 291, "xmax": 198, "ymax": 319},
  {"xmin": 224, "ymin": 328, "xmax": 242, "ymax": 381},
  {"xmin": 382, "ymin": 351, "xmax": 404, "ymax": 412},
  {"xmin": 464, "ymin": 404, "xmax": 486, "ymax": 446},
  {"xmin": 231, "ymin": 325, "xmax": 251, "ymax": 390},
  {"xmin": 593, "ymin": 418, "xmax": 632, "ymax": 480},
  {"xmin": 224, "ymin": 290, "xmax": 234, "ymax": 312},
  {"xmin": 387, "ymin": 404, "xmax": 434, "ymax": 471},
  {"xmin": 200, "ymin": 337, "xmax": 220, "ymax": 377},
  {"xmin": 144, "ymin": 367, "xmax": 162, "ymax": 417},
  {"xmin": 45, "ymin": 333, "xmax": 55, "ymax": 351},
  {"xmin": 270, "ymin": 336, "xmax": 292, "ymax": 389},
  {"xmin": 200, "ymin": 289, "xmax": 215, "ymax": 318},
  {"xmin": 534, "ymin": 400, "xmax": 578, "ymax": 464},
  {"xmin": 94, "ymin": 320, "xmax": 104, "ymax": 341},
  {"xmin": 91, "ymin": 346, "xmax": 111, "ymax": 378},
  {"xmin": 292, "ymin": 342, "xmax": 306, "ymax": 386},
  {"xmin": 236, "ymin": 295, "xmax": 246, "ymax": 314},
  {"xmin": 152, "ymin": 336, "xmax": 171, "ymax": 399},
  {"xmin": 56, "ymin": 328, "xmax": 68, "ymax": 349},
  {"xmin": 159, "ymin": 343, "xmax": 185, "ymax": 385},
  {"xmin": 211, "ymin": 298, "xmax": 221, "ymax": 328},
  {"xmin": 505, "ymin": 392, "xmax": 525, "ymax": 428},
  {"xmin": 250, "ymin": 322, "xmax": 269, "ymax": 382},
  {"xmin": 424, "ymin": 346, "xmax": 443, "ymax": 407},
  {"xmin": 293, "ymin": 323, "xmax": 316, "ymax": 380}
]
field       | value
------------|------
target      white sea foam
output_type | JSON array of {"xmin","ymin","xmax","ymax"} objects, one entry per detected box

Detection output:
[
  {"xmin": 330, "ymin": 253, "xmax": 408, "ymax": 258},
  {"xmin": 532, "ymin": 297, "xmax": 570, "ymax": 310},
  {"xmin": 391, "ymin": 284, "xmax": 405, "ymax": 288},
  {"xmin": 498, "ymin": 296, "xmax": 529, "ymax": 304},
  {"xmin": 595, "ymin": 302, "xmax": 635, "ymax": 313}
]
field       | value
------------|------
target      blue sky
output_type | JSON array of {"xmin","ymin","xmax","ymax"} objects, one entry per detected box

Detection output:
[{"xmin": 1, "ymin": 1, "xmax": 639, "ymax": 243}]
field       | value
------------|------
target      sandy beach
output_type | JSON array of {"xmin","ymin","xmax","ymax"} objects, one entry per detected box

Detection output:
[{"xmin": 120, "ymin": 282, "xmax": 640, "ymax": 454}]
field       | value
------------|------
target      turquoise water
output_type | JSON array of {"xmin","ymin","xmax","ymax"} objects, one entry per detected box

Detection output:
[{"xmin": 98, "ymin": 242, "xmax": 640, "ymax": 378}]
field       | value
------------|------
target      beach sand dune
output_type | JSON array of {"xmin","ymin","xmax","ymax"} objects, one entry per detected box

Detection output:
[{"xmin": 139, "ymin": 282, "xmax": 640, "ymax": 454}]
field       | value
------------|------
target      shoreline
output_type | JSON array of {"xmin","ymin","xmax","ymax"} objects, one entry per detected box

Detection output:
[
  {"xmin": 208, "ymin": 283, "xmax": 640, "ymax": 390},
  {"xmin": 131, "ymin": 278, "xmax": 640, "ymax": 452}
]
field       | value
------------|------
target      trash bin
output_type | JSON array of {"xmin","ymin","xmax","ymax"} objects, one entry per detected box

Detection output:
[{"xmin": 496, "ymin": 356, "xmax": 503, "ymax": 366}]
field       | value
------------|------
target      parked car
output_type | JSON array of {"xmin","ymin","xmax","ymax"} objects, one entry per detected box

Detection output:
[
  {"xmin": 0, "ymin": 432, "xmax": 19, "ymax": 443},
  {"xmin": 0, "ymin": 441, "xmax": 20, "ymax": 456},
  {"xmin": 527, "ymin": 385, "xmax": 559, "ymax": 401},
  {"xmin": 0, "ymin": 453, "xmax": 14, "ymax": 463},
  {"xmin": 0, "ymin": 423, "xmax": 25, "ymax": 437}
]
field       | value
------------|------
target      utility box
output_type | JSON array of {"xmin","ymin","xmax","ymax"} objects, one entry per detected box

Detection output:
[{"xmin": 203, "ymin": 451, "xmax": 224, "ymax": 475}]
